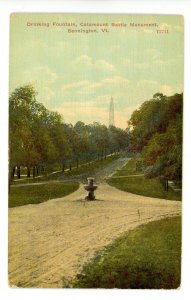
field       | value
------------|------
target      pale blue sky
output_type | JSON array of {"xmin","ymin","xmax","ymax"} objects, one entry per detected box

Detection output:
[{"xmin": 10, "ymin": 14, "xmax": 184, "ymax": 128}]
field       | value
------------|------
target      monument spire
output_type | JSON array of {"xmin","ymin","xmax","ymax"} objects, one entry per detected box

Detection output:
[{"xmin": 109, "ymin": 97, "xmax": 115, "ymax": 127}]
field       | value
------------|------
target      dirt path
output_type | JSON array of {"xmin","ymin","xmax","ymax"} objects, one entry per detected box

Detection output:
[
  {"xmin": 9, "ymin": 181, "xmax": 181, "ymax": 288},
  {"xmin": 85, "ymin": 157, "xmax": 129, "ymax": 183},
  {"xmin": 12, "ymin": 157, "xmax": 128, "ymax": 187}
]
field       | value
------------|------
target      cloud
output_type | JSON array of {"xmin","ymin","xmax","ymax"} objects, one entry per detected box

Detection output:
[
  {"xmin": 102, "ymin": 76, "xmax": 130, "ymax": 86},
  {"xmin": 136, "ymin": 81, "xmax": 180, "ymax": 98},
  {"xmin": 24, "ymin": 66, "xmax": 58, "ymax": 85},
  {"xmin": 49, "ymin": 79, "xmax": 182, "ymax": 129},
  {"xmin": 134, "ymin": 63, "xmax": 148, "ymax": 70},
  {"xmin": 61, "ymin": 80, "xmax": 103, "ymax": 96},
  {"xmin": 77, "ymin": 83, "xmax": 102, "ymax": 95},
  {"xmin": 53, "ymin": 98, "xmax": 143, "ymax": 129},
  {"xmin": 123, "ymin": 58, "xmax": 131, "ymax": 65},
  {"xmin": 96, "ymin": 94, "xmax": 113, "ymax": 104},
  {"xmin": 114, "ymin": 104, "xmax": 141, "ymax": 127},
  {"xmin": 52, "ymin": 41, "xmax": 71, "ymax": 51},
  {"xmin": 159, "ymin": 85, "xmax": 174, "ymax": 96},
  {"xmin": 96, "ymin": 60, "xmax": 115, "ymax": 71},
  {"xmin": 145, "ymin": 48, "xmax": 161, "ymax": 60},
  {"xmin": 51, "ymin": 99, "xmax": 133, "ymax": 129},
  {"xmin": 143, "ymin": 48, "xmax": 183, "ymax": 67},
  {"xmin": 51, "ymin": 101, "xmax": 109, "ymax": 126},
  {"xmin": 62, "ymin": 80, "xmax": 90, "ymax": 91},
  {"xmin": 122, "ymin": 58, "xmax": 148, "ymax": 70},
  {"xmin": 137, "ymin": 80, "xmax": 158, "ymax": 86},
  {"xmin": 72, "ymin": 55, "xmax": 92, "ymax": 66},
  {"xmin": 72, "ymin": 55, "xmax": 115, "ymax": 72},
  {"xmin": 154, "ymin": 57, "xmax": 182, "ymax": 66},
  {"xmin": 134, "ymin": 80, "xmax": 159, "ymax": 101},
  {"xmin": 39, "ymin": 86, "xmax": 56, "ymax": 106},
  {"xmin": 61, "ymin": 75, "xmax": 130, "ymax": 97}
]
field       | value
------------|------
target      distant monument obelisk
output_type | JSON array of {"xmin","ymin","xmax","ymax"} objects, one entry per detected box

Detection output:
[{"xmin": 109, "ymin": 97, "xmax": 115, "ymax": 127}]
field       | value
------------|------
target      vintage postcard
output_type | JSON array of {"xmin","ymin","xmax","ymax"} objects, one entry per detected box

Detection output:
[{"xmin": 9, "ymin": 13, "xmax": 183, "ymax": 288}]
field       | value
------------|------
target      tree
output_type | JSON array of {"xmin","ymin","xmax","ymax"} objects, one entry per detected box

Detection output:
[
  {"xmin": 128, "ymin": 92, "xmax": 183, "ymax": 182},
  {"xmin": 109, "ymin": 125, "xmax": 129, "ymax": 153},
  {"xmin": 128, "ymin": 95, "xmax": 167, "ymax": 151},
  {"xmin": 9, "ymin": 85, "xmax": 39, "ymax": 179},
  {"xmin": 143, "ymin": 114, "xmax": 182, "ymax": 181},
  {"xmin": 9, "ymin": 84, "xmax": 71, "ymax": 179},
  {"xmin": 9, "ymin": 84, "xmax": 131, "ymax": 182}
]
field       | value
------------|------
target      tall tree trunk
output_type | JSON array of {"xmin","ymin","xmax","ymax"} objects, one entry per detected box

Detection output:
[
  {"xmin": 33, "ymin": 166, "xmax": 36, "ymax": 178},
  {"xmin": 12, "ymin": 166, "xmax": 16, "ymax": 179},
  {"xmin": 166, "ymin": 179, "xmax": 168, "ymax": 192},
  {"xmin": 36, "ymin": 166, "xmax": 39, "ymax": 176},
  {"xmin": 76, "ymin": 158, "xmax": 79, "ymax": 168},
  {"xmin": 17, "ymin": 166, "xmax": 21, "ymax": 179},
  {"xmin": 27, "ymin": 166, "xmax": 30, "ymax": 178}
]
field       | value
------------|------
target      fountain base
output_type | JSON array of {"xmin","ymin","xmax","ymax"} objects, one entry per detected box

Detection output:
[{"xmin": 85, "ymin": 191, "xmax": 96, "ymax": 201}]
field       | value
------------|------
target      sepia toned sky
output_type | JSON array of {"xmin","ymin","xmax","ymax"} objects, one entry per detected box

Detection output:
[{"xmin": 10, "ymin": 14, "xmax": 184, "ymax": 129}]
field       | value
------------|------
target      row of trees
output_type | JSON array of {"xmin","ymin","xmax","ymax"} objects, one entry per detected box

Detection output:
[
  {"xmin": 10, "ymin": 85, "xmax": 182, "ymax": 183},
  {"xmin": 128, "ymin": 93, "xmax": 183, "ymax": 182},
  {"xmin": 9, "ymin": 85, "xmax": 129, "ymax": 180}
]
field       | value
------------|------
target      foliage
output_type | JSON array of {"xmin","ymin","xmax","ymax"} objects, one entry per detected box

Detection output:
[
  {"xmin": 9, "ymin": 85, "xmax": 70, "ymax": 177},
  {"xmin": 12, "ymin": 154, "xmax": 120, "ymax": 185},
  {"xmin": 9, "ymin": 85, "xmax": 129, "ymax": 181},
  {"xmin": 111, "ymin": 157, "xmax": 143, "ymax": 176},
  {"xmin": 108, "ymin": 176, "xmax": 181, "ymax": 201},
  {"xmin": 73, "ymin": 217, "xmax": 181, "ymax": 289},
  {"xmin": 128, "ymin": 93, "xmax": 183, "ymax": 181},
  {"xmin": 65, "ymin": 153, "xmax": 120, "ymax": 178},
  {"xmin": 107, "ymin": 158, "xmax": 181, "ymax": 201}
]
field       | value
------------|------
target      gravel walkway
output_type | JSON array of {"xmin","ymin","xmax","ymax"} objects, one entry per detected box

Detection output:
[{"xmin": 9, "ymin": 181, "xmax": 181, "ymax": 288}]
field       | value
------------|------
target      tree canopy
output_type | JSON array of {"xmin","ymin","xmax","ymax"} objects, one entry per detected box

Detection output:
[
  {"xmin": 9, "ymin": 85, "xmax": 129, "ymax": 179},
  {"xmin": 128, "ymin": 93, "xmax": 183, "ymax": 181}
]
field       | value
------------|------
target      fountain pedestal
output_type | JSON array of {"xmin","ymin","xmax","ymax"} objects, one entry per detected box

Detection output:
[{"xmin": 84, "ymin": 177, "xmax": 98, "ymax": 200}]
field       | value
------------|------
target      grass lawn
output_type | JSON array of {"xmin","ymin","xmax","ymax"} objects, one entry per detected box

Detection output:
[
  {"xmin": 108, "ymin": 176, "xmax": 181, "ymax": 201},
  {"xmin": 11, "ymin": 154, "xmax": 120, "ymax": 185},
  {"xmin": 65, "ymin": 154, "xmax": 120, "ymax": 177},
  {"xmin": 9, "ymin": 182, "xmax": 79, "ymax": 208},
  {"xmin": 107, "ymin": 158, "xmax": 181, "ymax": 201},
  {"xmin": 73, "ymin": 216, "xmax": 181, "ymax": 289},
  {"xmin": 113, "ymin": 157, "xmax": 144, "ymax": 176}
]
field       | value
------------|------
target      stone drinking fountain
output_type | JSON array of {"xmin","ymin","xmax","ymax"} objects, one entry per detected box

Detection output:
[{"xmin": 84, "ymin": 177, "xmax": 98, "ymax": 200}]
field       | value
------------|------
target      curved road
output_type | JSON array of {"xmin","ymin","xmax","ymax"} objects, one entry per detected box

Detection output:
[{"xmin": 8, "ymin": 158, "xmax": 181, "ymax": 288}]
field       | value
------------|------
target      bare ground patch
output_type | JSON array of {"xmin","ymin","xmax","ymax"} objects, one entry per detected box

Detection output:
[{"xmin": 9, "ymin": 182, "xmax": 181, "ymax": 288}]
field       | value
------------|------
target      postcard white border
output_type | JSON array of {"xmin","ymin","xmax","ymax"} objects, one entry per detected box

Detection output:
[{"xmin": 0, "ymin": 1, "xmax": 191, "ymax": 300}]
